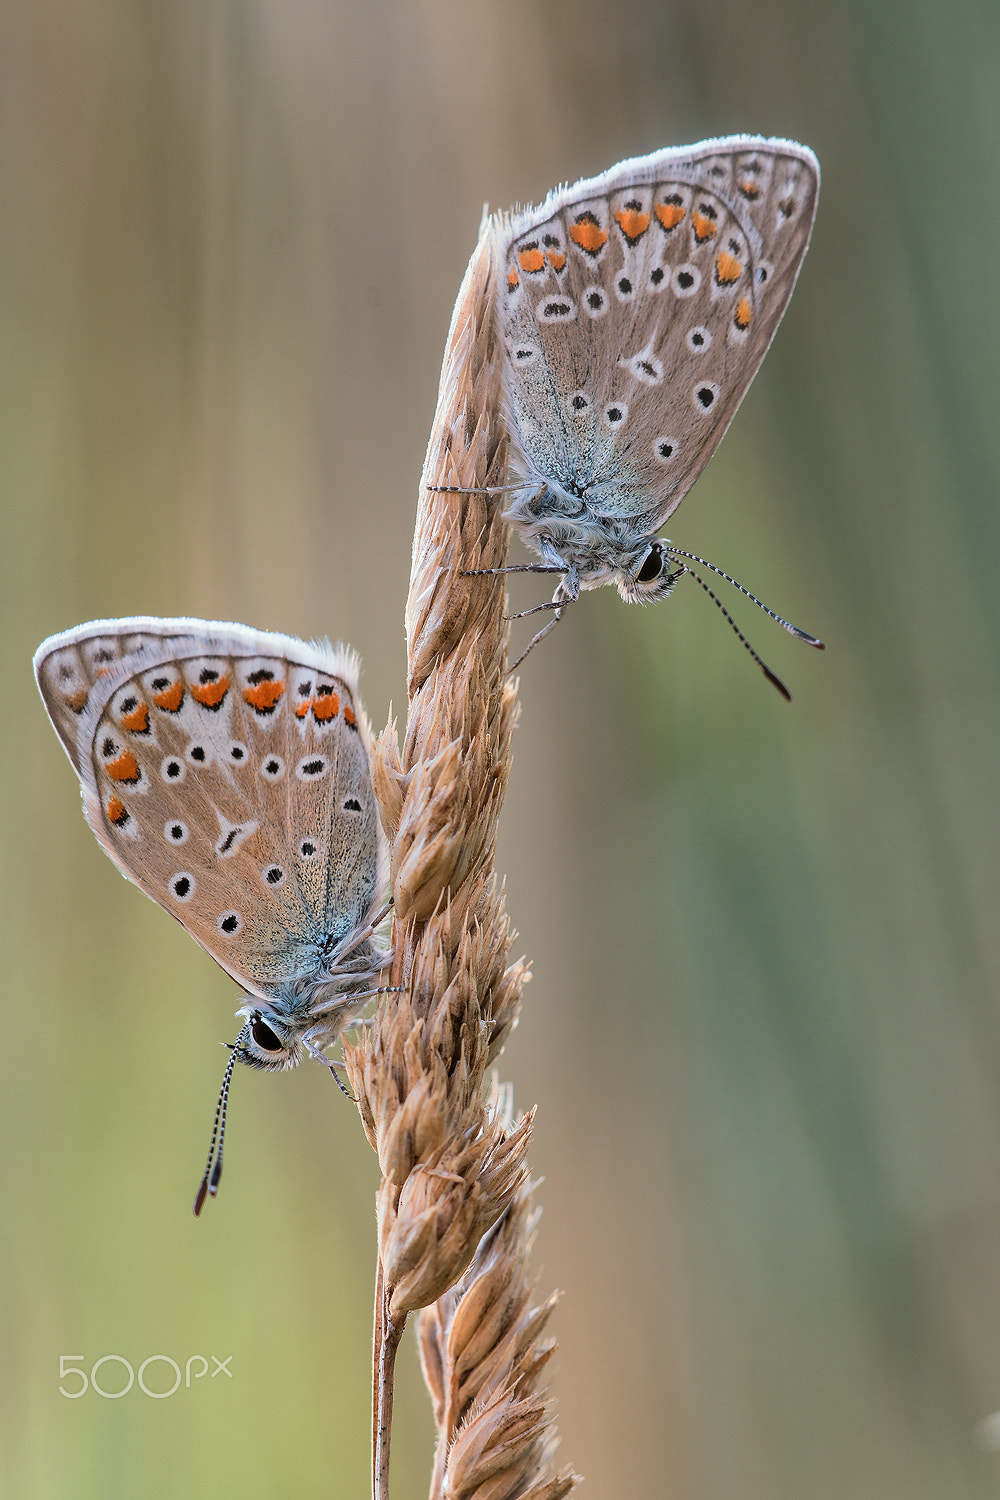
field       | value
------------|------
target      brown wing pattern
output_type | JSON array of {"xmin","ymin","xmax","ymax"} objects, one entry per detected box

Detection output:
[
  {"xmin": 494, "ymin": 138, "xmax": 818, "ymax": 529},
  {"xmin": 35, "ymin": 621, "xmax": 381, "ymax": 1001}
]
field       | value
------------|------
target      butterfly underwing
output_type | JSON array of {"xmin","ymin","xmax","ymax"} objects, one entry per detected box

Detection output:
[
  {"xmin": 34, "ymin": 617, "xmax": 390, "ymax": 1074},
  {"xmin": 491, "ymin": 135, "xmax": 819, "ymax": 608}
]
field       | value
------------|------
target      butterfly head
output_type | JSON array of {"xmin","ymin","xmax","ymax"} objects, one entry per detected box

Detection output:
[
  {"xmin": 231, "ymin": 961, "xmax": 382, "ymax": 1072},
  {"xmin": 232, "ymin": 1007, "xmax": 307, "ymax": 1071},
  {"xmin": 613, "ymin": 538, "xmax": 684, "ymax": 605}
]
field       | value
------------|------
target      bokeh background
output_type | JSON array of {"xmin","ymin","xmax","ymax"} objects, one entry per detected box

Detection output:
[{"xmin": 4, "ymin": 2, "xmax": 1000, "ymax": 1496}]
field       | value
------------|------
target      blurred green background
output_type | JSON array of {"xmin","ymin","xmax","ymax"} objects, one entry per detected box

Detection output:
[{"xmin": 4, "ymin": 2, "xmax": 1000, "ymax": 1496}]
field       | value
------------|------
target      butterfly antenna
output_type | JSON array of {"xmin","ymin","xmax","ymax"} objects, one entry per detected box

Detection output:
[
  {"xmin": 681, "ymin": 564, "xmax": 794, "ymax": 702},
  {"xmin": 664, "ymin": 547, "xmax": 824, "ymax": 648},
  {"xmin": 193, "ymin": 1024, "xmax": 247, "ymax": 1217}
]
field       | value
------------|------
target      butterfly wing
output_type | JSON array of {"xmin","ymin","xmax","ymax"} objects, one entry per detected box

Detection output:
[
  {"xmin": 492, "ymin": 136, "xmax": 819, "ymax": 530},
  {"xmin": 35, "ymin": 618, "xmax": 385, "ymax": 1001},
  {"xmin": 33, "ymin": 618, "xmax": 201, "ymax": 773}
]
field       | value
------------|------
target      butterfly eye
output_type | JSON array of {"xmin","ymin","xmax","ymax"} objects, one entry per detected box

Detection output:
[
  {"xmin": 250, "ymin": 1016, "xmax": 284, "ymax": 1052},
  {"xmin": 635, "ymin": 544, "xmax": 664, "ymax": 584}
]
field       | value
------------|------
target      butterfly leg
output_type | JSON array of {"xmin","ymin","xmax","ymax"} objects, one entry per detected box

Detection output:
[
  {"xmin": 424, "ymin": 482, "xmax": 515, "ymax": 497},
  {"xmin": 507, "ymin": 565, "xmax": 578, "ymax": 672},
  {"xmin": 508, "ymin": 608, "xmax": 565, "ymax": 672},
  {"xmin": 305, "ymin": 1042, "xmax": 356, "ymax": 1100},
  {"xmin": 330, "ymin": 898, "xmax": 394, "ymax": 966},
  {"xmin": 460, "ymin": 563, "xmax": 564, "ymax": 580},
  {"xmin": 506, "ymin": 598, "xmax": 565, "ymax": 622}
]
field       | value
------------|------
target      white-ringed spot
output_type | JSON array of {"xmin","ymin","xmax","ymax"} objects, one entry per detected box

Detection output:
[
  {"xmin": 673, "ymin": 264, "xmax": 701, "ymax": 298},
  {"xmin": 693, "ymin": 381, "xmax": 720, "ymax": 413},
  {"xmin": 536, "ymin": 295, "xmax": 577, "ymax": 324},
  {"xmin": 510, "ymin": 343, "xmax": 539, "ymax": 367},
  {"xmin": 164, "ymin": 820, "xmax": 189, "ymax": 845},
  {"xmin": 228, "ymin": 741, "xmax": 249, "ymax": 766},
  {"xmin": 160, "ymin": 756, "xmax": 185, "ymax": 784},
  {"xmin": 581, "ymin": 286, "xmax": 607, "ymax": 318},
  {"xmin": 297, "ymin": 837, "xmax": 323, "ymax": 862},
  {"xmin": 603, "ymin": 402, "xmax": 628, "ymax": 429},
  {"xmin": 215, "ymin": 820, "xmax": 258, "ymax": 858},
  {"xmin": 260, "ymin": 755, "xmax": 285, "ymax": 782},
  {"xmin": 296, "ymin": 754, "xmax": 329, "ymax": 781},
  {"xmin": 686, "ymin": 326, "xmax": 712, "ymax": 353},
  {"xmin": 653, "ymin": 437, "xmax": 679, "ymax": 464},
  {"xmin": 567, "ymin": 390, "xmax": 592, "ymax": 416},
  {"xmin": 216, "ymin": 911, "xmax": 242, "ymax": 936},
  {"xmin": 621, "ymin": 351, "xmax": 664, "ymax": 386},
  {"xmin": 262, "ymin": 864, "xmax": 286, "ymax": 888},
  {"xmin": 169, "ymin": 873, "xmax": 195, "ymax": 903}
]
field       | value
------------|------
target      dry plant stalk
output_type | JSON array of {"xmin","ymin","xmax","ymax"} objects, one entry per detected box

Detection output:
[{"xmin": 343, "ymin": 233, "xmax": 577, "ymax": 1499}]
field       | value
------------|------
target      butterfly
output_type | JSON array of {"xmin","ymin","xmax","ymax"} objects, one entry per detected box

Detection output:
[
  {"xmin": 34, "ymin": 617, "xmax": 391, "ymax": 1210},
  {"xmin": 484, "ymin": 135, "xmax": 823, "ymax": 683}
]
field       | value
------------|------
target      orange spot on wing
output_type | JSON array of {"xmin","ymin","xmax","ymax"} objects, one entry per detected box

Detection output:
[
  {"xmin": 191, "ymin": 675, "xmax": 229, "ymax": 708},
  {"xmin": 507, "ymin": 267, "xmax": 519, "ymax": 291},
  {"xmin": 67, "ymin": 689, "xmax": 89, "ymax": 713},
  {"xmin": 152, "ymin": 680, "xmax": 184, "ymax": 712},
  {"xmin": 735, "ymin": 296, "xmax": 752, "ymax": 329},
  {"xmin": 614, "ymin": 207, "xmax": 650, "ymax": 244},
  {"xmin": 654, "ymin": 202, "xmax": 685, "ymax": 230},
  {"xmin": 547, "ymin": 250, "xmax": 566, "ymax": 271},
  {"xmin": 692, "ymin": 211, "xmax": 718, "ymax": 242},
  {"xmin": 243, "ymin": 680, "xmax": 285, "ymax": 713},
  {"xmin": 120, "ymin": 702, "xmax": 149, "ymax": 733},
  {"xmin": 569, "ymin": 217, "xmax": 608, "ymax": 255},
  {"xmin": 312, "ymin": 691, "xmax": 340, "ymax": 723},
  {"xmin": 518, "ymin": 246, "xmax": 545, "ymax": 274},
  {"xmin": 106, "ymin": 749, "xmax": 140, "ymax": 784},
  {"xmin": 295, "ymin": 699, "xmax": 311, "ymax": 718},
  {"xmin": 738, "ymin": 178, "xmax": 762, "ymax": 200},
  {"xmin": 715, "ymin": 251, "xmax": 742, "ymax": 284},
  {"xmin": 343, "ymin": 705, "xmax": 356, "ymax": 728},
  {"xmin": 106, "ymin": 796, "xmax": 129, "ymax": 826}
]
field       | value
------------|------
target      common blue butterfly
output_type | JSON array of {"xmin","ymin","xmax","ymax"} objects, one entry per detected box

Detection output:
[
  {"xmin": 487, "ymin": 135, "xmax": 822, "ymax": 680},
  {"xmin": 34, "ymin": 618, "xmax": 390, "ymax": 1209}
]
